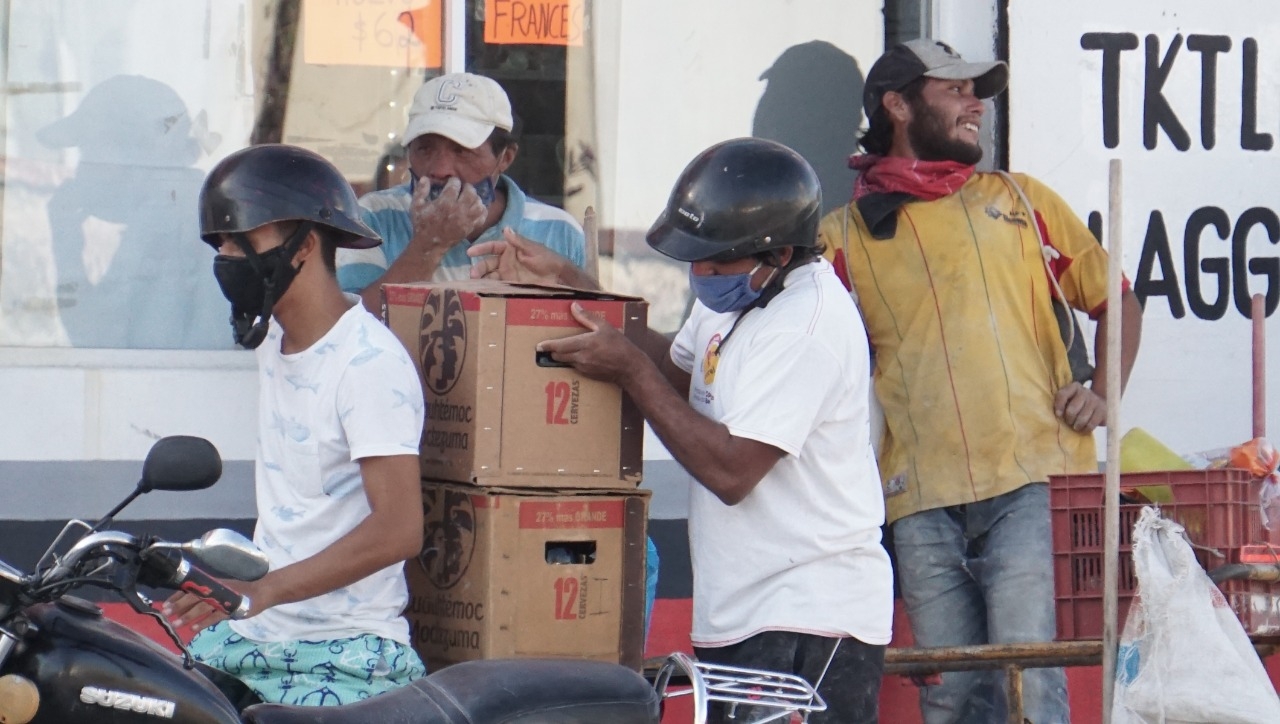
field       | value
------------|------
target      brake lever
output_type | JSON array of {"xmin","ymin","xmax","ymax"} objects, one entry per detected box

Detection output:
[{"xmin": 120, "ymin": 565, "xmax": 196, "ymax": 670}]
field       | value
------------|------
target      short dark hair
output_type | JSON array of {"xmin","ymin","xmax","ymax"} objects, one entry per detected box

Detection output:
[
  {"xmin": 314, "ymin": 225, "xmax": 340, "ymax": 272},
  {"xmin": 276, "ymin": 220, "xmax": 339, "ymax": 273},
  {"xmin": 753, "ymin": 241, "xmax": 825, "ymax": 269},
  {"xmin": 858, "ymin": 76, "xmax": 926, "ymax": 156},
  {"xmin": 486, "ymin": 113, "xmax": 522, "ymax": 155}
]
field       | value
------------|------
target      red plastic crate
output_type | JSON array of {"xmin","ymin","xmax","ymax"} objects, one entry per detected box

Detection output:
[
  {"xmin": 1050, "ymin": 468, "xmax": 1280, "ymax": 640},
  {"xmin": 1222, "ymin": 578, "xmax": 1280, "ymax": 636}
]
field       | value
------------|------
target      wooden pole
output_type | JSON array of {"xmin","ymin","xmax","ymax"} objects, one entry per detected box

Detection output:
[
  {"xmin": 250, "ymin": 0, "xmax": 301, "ymax": 146},
  {"xmin": 583, "ymin": 206, "xmax": 600, "ymax": 283},
  {"xmin": 1102, "ymin": 158, "xmax": 1124, "ymax": 723},
  {"xmin": 1254, "ymin": 293, "xmax": 1266, "ymax": 439},
  {"xmin": 1006, "ymin": 666, "xmax": 1025, "ymax": 724}
]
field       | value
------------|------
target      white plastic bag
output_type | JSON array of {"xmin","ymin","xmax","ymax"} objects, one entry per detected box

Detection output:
[{"xmin": 1112, "ymin": 506, "xmax": 1280, "ymax": 723}]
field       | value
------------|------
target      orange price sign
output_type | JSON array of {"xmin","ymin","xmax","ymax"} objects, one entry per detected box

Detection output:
[
  {"xmin": 484, "ymin": 0, "xmax": 585, "ymax": 46},
  {"xmin": 303, "ymin": 0, "xmax": 442, "ymax": 68}
]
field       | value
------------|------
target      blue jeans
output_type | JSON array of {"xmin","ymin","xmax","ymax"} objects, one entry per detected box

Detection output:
[{"xmin": 892, "ymin": 483, "xmax": 1068, "ymax": 724}]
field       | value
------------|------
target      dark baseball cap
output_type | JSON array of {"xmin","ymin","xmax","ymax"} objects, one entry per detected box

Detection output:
[{"xmin": 863, "ymin": 38, "xmax": 1008, "ymax": 118}]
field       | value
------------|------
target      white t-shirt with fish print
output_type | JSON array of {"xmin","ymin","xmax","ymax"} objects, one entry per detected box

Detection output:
[{"xmin": 230, "ymin": 294, "xmax": 424, "ymax": 645}]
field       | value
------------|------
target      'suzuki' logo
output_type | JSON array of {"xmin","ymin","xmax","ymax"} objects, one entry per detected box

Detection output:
[{"xmin": 80, "ymin": 686, "xmax": 176, "ymax": 718}]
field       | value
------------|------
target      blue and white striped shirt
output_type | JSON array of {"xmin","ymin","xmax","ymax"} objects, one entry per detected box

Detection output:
[{"xmin": 337, "ymin": 175, "xmax": 585, "ymax": 292}]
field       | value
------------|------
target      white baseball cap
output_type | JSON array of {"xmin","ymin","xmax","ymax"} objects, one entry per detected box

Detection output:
[{"xmin": 403, "ymin": 73, "xmax": 514, "ymax": 150}]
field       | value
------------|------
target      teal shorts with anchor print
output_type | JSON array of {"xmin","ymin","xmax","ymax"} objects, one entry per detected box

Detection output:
[{"xmin": 189, "ymin": 621, "xmax": 426, "ymax": 706}]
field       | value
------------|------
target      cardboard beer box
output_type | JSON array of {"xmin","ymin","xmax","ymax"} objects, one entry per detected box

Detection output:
[
  {"xmin": 383, "ymin": 279, "xmax": 647, "ymax": 489},
  {"xmin": 403, "ymin": 480, "xmax": 650, "ymax": 670}
]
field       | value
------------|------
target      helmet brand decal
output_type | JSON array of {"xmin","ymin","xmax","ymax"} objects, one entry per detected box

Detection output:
[
  {"xmin": 676, "ymin": 207, "xmax": 703, "ymax": 227},
  {"xmin": 80, "ymin": 686, "xmax": 176, "ymax": 718}
]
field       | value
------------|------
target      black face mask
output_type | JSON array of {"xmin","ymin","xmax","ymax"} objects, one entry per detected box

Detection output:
[{"xmin": 211, "ymin": 222, "xmax": 312, "ymax": 349}]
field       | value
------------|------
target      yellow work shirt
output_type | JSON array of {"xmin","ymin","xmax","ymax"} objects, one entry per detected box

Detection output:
[{"xmin": 819, "ymin": 172, "xmax": 1109, "ymax": 523}]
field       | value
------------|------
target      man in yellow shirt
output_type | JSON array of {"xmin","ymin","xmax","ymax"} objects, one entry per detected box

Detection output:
[{"xmin": 819, "ymin": 39, "xmax": 1142, "ymax": 723}]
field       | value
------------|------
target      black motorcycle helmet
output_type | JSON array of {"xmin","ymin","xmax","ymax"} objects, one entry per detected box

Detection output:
[
  {"xmin": 199, "ymin": 143, "xmax": 380, "ymax": 249},
  {"xmin": 646, "ymin": 137, "xmax": 821, "ymax": 262},
  {"xmin": 199, "ymin": 144, "xmax": 380, "ymax": 349}
]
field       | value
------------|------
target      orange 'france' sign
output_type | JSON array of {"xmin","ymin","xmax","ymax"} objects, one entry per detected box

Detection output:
[{"xmin": 484, "ymin": 0, "xmax": 584, "ymax": 46}]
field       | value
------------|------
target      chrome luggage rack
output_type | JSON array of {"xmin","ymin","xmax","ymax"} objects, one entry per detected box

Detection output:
[{"xmin": 653, "ymin": 652, "xmax": 827, "ymax": 724}]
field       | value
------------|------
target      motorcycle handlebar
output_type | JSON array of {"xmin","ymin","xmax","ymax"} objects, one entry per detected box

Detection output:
[
  {"xmin": 43, "ymin": 530, "xmax": 138, "ymax": 585},
  {"xmin": 142, "ymin": 548, "xmax": 251, "ymax": 620}
]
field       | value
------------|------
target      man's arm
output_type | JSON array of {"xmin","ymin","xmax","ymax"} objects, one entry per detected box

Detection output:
[
  {"xmin": 1054, "ymin": 289, "xmax": 1143, "ymax": 431},
  {"xmin": 540, "ymin": 304, "xmax": 781, "ymax": 505},
  {"xmin": 623, "ymin": 354, "xmax": 783, "ymax": 505},
  {"xmin": 466, "ymin": 231, "xmax": 691, "ymax": 392},
  {"xmin": 165, "ymin": 454, "xmax": 423, "ymax": 630},
  {"xmin": 354, "ymin": 178, "xmax": 488, "ymax": 312}
]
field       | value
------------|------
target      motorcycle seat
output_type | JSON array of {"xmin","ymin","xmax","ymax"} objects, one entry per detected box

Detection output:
[{"xmin": 240, "ymin": 658, "xmax": 661, "ymax": 724}]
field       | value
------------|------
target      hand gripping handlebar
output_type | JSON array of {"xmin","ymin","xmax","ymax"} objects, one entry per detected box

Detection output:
[{"xmin": 142, "ymin": 548, "xmax": 252, "ymax": 619}]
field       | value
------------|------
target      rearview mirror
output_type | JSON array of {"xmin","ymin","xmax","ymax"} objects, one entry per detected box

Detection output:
[
  {"xmin": 185, "ymin": 529, "xmax": 269, "ymax": 581},
  {"xmin": 139, "ymin": 436, "xmax": 222, "ymax": 493}
]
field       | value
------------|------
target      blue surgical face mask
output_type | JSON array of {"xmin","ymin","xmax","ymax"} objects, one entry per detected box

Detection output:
[
  {"xmin": 469, "ymin": 175, "xmax": 498, "ymax": 205},
  {"xmin": 689, "ymin": 262, "xmax": 775, "ymax": 313},
  {"xmin": 412, "ymin": 172, "xmax": 499, "ymax": 206}
]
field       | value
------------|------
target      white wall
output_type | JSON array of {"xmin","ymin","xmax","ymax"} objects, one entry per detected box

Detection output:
[
  {"xmin": 1007, "ymin": 1, "xmax": 1280, "ymax": 454},
  {"xmin": 597, "ymin": 1, "xmax": 882, "ymax": 233},
  {"xmin": 0, "ymin": 350, "xmax": 257, "ymax": 462},
  {"xmin": 590, "ymin": 1, "xmax": 883, "ymax": 331}
]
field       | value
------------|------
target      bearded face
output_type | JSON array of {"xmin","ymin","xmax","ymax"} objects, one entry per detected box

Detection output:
[{"xmin": 904, "ymin": 80, "xmax": 985, "ymax": 166}]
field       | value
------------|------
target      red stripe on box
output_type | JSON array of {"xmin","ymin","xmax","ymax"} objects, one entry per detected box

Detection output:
[
  {"xmin": 383, "ymin": 286, "xmax": 481, "ymax": 311},
  {"xmin": 505, "ymin": 298, "xmax": 624, "ymax": 329},
  {"xmin": 384, "ymin": 285, "xmax": 430, "ymax": 307},
  {"xmin": 518, "ymin": 500, "xmax": 625, "ymax": 529}
]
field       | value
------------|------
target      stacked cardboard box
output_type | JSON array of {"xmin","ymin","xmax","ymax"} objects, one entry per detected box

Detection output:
[{"xmin": 384, "ymin": 280, "xmax": 651, "ymax": 671}]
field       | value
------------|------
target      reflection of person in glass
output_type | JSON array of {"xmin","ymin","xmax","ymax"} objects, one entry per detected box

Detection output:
[{"xmin": 38, "ymin": 74, "xmax": 225, "ymax": 349}]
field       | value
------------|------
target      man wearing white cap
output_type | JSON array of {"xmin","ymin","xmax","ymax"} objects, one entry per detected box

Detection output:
[
  {"xmin": 818, "ymin": 39, "xmax": 1143, "ymax": 723},
  {"xmin": 338, "ymin": 73, "xmax": 585, "ymax": 311}
]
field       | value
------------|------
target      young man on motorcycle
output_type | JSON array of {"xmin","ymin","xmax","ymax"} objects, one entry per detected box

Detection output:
[
  {"xmin": 163, "ymin": 144, "xmax": 427, "ymax": 706},
  {"xmin": 485, "ymin": 138, "xmax": 894, "ymax": 722}
]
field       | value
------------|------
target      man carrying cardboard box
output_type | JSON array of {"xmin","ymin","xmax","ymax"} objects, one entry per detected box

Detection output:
[{"xmin": 527, "ymin": 138, "xmax": 894, "ymax": 723}]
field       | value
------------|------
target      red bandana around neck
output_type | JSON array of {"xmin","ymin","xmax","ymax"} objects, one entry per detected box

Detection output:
[{"xmin": 849, "ymin": 154, "xmax": 975, "ymax": 201}]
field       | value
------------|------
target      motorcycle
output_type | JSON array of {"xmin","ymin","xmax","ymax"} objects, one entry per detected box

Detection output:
[
  {"xmin": 0, "ymin": 435, "xmax": 829, "ymax": 724},
  {"xmin": 0, "ymin": 436, "xmax": 665, "ymax": 723}
]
